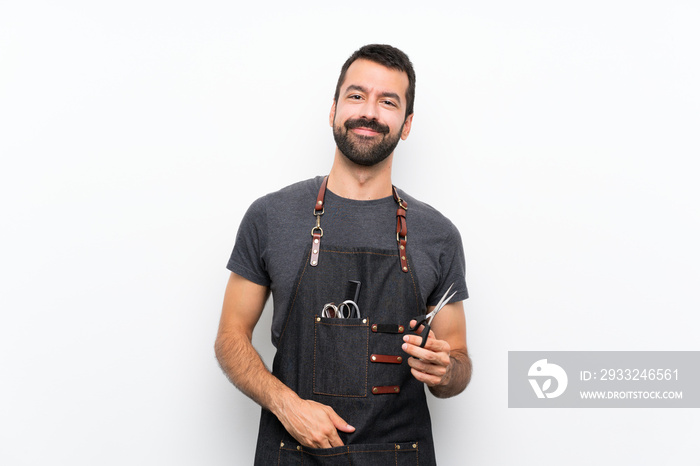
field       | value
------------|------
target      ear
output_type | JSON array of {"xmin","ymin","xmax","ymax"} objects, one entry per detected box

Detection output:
[
  {"xmin": 400, "ymin": 113, "xmax": 414, "ymax": 140},
  {"xmin": 329, "ymin": 101, "xmax": 336, "ymax": 127}
]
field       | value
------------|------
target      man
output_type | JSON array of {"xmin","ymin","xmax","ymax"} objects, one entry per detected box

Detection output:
[{"xmin": 215, "ymin": 44, "xmax": 471, "ymax": 465}]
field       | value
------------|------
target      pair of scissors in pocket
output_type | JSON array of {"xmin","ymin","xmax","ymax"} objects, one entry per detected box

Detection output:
[
  {"xmin": 409, "ymin": 283, "xmax": 457, "ymax": 348},
  {"xmin": 321, "ymin": 300, "xmax": 361, "ymax": 319}
]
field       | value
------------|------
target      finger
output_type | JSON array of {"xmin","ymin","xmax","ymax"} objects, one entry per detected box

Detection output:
[
  {"xmin": 403, "ymin": 331, "xmax": 450, "ymax": 354},
  {"xmin": 404, "ymin": 326, "xmax": 437, "ymax": 344},
  {"xmin": 410, "ymin": 367, "xmax": 443, "ymax": 386},
  {"xmin": 328, "ymin": 432, "xmax": 344, "ymax": 448},
  {"xmin": 402, "ymin": 332, "xmax": 429, "ymax": 348},
  {"xmin": 402, "ymin": 337, "xmax": 442, "ymax": 361},
  {"xmin": 327, "ymin": 408, "xmax": 355, "ymax": 433},
  {"xmin": 323, "ymin": 416, "xmax": 345, "ymax": 448},
  {"xmin": 402, "ymin": 342, "xmax": 430, "ymax": 362},
  {"xmin": 314, "ymin": 418, "xmax": 342, "ymax": 448},
  {"xmin": 407, "ymin": 355, "xmax": 448, "ymax": 377},
  {"xmin": 402, "ymin": 341, "xmax": 428, "ymax": 360},
  {"xmin": 409, "ymin": 319, "xmax": 426, "ymax": 334}
]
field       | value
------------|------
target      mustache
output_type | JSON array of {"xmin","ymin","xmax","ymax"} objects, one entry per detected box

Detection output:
[{"xmin": 344, "ymin": 118, "xmax": 390, "ymax": 134}]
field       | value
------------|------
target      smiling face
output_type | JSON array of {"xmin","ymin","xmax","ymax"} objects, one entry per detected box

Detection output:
[{"xmin": 330, "ymin": 59, "xmax": 413, "ymax": 167}]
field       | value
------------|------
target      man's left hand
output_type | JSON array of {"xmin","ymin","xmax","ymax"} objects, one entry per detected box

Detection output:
[{"xmin": 402, "ymin": 320, "xmax": 453, "ymax": 387}]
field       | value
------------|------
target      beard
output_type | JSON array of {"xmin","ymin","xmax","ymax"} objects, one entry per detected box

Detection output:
[{"xmin": 333, "ymin": 117, "xmax": 403, "ymax": 167}]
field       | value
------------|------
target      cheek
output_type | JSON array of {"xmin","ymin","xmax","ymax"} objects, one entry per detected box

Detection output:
[{"xmin": 332, "ymin": 109, "xmax": 346, "ymax": 126}]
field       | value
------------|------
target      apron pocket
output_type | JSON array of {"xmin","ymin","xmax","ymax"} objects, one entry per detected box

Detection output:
[
  {"xmin": 313, "ymin": 316, "xmax": 369, "ymax": 397},
  {"xmin": 279, "ymin": 441, "xmax": 420, "ymax": 466}
]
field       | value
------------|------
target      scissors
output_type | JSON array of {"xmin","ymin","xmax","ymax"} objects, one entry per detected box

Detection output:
[
  {"xmin": 409, "ymin": 283, "xmax": 457, "ymax": 348},
  {"xmin": 321, "ymin": 300, "xmax": 361, "ymax": 319}
]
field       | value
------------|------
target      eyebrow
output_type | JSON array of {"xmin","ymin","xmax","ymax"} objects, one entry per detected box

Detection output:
[{"xmin": 345, "ymin": 85, "xmax": 403, "ymax": 105}]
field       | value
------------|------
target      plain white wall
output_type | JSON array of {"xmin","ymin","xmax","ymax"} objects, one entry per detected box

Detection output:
[{"xmin": 2, "ymin": 1, "xmax": 699, "ymax": 464}]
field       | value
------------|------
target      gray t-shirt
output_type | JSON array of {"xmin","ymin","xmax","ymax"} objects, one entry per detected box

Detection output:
[{"xmin": 227, "ymin": 176, "xmax": 468, "ymax": 346}]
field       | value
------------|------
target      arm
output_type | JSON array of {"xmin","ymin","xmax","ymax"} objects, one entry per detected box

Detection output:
[
  {"xmin": 214, "ymin": 272, "xmax": 354, "ymax": 447},
  {"xmin": 401, "ymin": 301, "xmax": 472, "ymax": 398}
]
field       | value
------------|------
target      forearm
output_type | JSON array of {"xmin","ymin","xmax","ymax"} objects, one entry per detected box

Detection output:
[
  {"xmin": 215, "ymin": 328, "xmax": 298, "ymax": 414},
  {"xmin": 215, "ymin": 328, "xmax": 355, "ymax": 448},
  {"xmin": 214, "ymin": 273, "xmax": 353, "ymax": 448},
  {"xmin": 429, "ymin": 349, "xmax": 472, "ymax": 398}
]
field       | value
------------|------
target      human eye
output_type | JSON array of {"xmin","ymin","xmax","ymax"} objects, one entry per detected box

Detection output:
[{"xmin": 380, "ymin": 99, "xmax": 399, "ymax": 109}]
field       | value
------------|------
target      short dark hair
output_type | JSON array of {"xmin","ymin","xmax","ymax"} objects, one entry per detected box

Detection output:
[{"xmin": 333, "ymin": 44, "xmax": 416, "ymax": 118}]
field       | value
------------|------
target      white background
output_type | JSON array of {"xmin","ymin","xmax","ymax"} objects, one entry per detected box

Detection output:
[{"xmin": 1, "ymin": 1, "xmax": 699, "ymax": 464}]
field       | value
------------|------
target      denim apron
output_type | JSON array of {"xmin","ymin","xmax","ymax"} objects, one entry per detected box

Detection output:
[{"xmin": 254, "ymin": 177, "xmax": 437, "ymax": 465}]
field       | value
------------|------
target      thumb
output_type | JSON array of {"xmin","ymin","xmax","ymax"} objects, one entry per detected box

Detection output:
[{"xmin": 327, "ymin": 408, "xmax": 355, "ymax": 433}]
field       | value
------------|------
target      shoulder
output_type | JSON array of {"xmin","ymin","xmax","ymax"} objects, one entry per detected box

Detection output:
[
  {"xmin": 397, "ymin": 189, "xmax": 461, "ymax": 240},
  {"xmin": 246, "ymin": 176, "xmax": 323, "ymax": 215},
  {"xmin": 395, "ymin": 188, "xmax": 468, "ymax": 304},
  {"xmin": 270, "ymin": 176, "xmax": 323, "ymax": 200}
]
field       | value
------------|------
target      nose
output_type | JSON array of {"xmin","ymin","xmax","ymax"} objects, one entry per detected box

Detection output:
[{"xmin": 359, "ymin": 100, "xmax": 379, "ymax": 121}]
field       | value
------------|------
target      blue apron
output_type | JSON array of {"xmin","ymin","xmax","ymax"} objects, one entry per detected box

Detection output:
[{"xmin": 254, "ymin": 177, "xmax": 437, "ymax": 465}]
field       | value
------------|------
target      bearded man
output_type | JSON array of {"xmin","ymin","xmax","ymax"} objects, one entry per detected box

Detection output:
[{"xmin": 215, "ymin": 44, "xmax": 472, "ymax": 465}]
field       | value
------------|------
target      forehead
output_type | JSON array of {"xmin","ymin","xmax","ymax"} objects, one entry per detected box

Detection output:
[{"xmin": 340, "ymin": 59, "xmax": 410, "ymax": 99}]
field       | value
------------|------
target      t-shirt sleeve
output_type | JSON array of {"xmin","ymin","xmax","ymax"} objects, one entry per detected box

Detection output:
[
  {"xmin": 427, "ymin": 222, "xmax": 469, "ymax": 306},
  {"xmin": 226, "ymin": 197, "xmax": 271, "ymax": 287}
]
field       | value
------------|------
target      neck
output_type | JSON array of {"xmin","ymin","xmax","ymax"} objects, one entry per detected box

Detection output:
[{"xmin": 327, "ymin": 149, "xmax": 394, "ymax": 200}]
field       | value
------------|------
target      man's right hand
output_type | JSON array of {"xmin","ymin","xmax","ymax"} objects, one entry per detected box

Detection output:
[
  {"xmin": 215, "ymin": 274, "xmax": 356, "ymax": 450},
  {"xmin": 275, "ymin": 396, "xmax": 355, "ymax": 449}
]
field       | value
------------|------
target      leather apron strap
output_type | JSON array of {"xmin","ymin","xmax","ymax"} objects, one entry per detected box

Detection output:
[
  {"xmin": 309, "ymin": 175, "xmax": 409, "ymax": 272},
  {"xmin": 393, "ymin": 186, "xmax": 409, "ymax": 273},
  {"xmin": 309, "ymin": 175, "xmax": 328, "ymax": 267}
]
